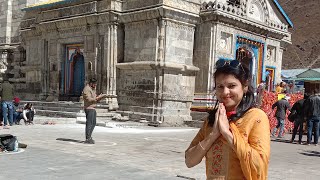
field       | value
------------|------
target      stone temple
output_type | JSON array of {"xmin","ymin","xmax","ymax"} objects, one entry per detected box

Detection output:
[{"xmin": 0, "ymin": 0, "xmax": 292, "ymax": 126}]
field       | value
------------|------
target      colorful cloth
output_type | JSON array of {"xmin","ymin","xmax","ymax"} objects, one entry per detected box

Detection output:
[{"xmin": 186, "ymin": 108, "xmax": 270, "ymax": 180}]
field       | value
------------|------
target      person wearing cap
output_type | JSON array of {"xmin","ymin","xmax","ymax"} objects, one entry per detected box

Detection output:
[
  {"xmin": 82, "ymin": 78, "xmax": 106, "ymax": 144},
  {"xmin": 13, "ymin": 97, "xmax": 23, "ymax": 125},
  {"xmin": 270, "ymin": 95, "xmax": 291, "ymax": 138}
]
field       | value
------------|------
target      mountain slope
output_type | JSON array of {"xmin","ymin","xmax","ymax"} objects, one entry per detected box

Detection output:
[{"xmin": 278, "ymin": 0, "xmax": 320, "ymax": 69}]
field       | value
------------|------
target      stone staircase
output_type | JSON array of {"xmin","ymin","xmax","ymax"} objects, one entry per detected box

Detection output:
[
  {"xmin": 21, "ymin": 100, "xmax": 122, "ymax": 121},
  {"xmin": 21, "ymin": 101, "xmax": 206, "ymax": 128}
]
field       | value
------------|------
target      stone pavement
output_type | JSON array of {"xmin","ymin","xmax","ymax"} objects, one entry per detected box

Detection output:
[{"xmin": 0, "ymin": 123, "xmax": 319, "ymax": 180}]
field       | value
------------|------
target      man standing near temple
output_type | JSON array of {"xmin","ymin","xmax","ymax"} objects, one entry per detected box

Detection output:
[{"xmin": 82, "ymin": 78, "xmax": 106, "ymax": 144}]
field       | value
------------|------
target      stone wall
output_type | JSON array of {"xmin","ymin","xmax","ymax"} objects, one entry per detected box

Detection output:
[
  {"xmin": 193, "ymin": 22, "xmax": 214, "ymax": 93},
  {"xmin": 160, "ymin": 70, "xmax": 195, "ymax": 124},
  {"xmin": 117, "ymin": 69, "xmax": 155, "ymax": 112},
  {"xmin": 165, "ymin": 21, "xmax": 194, "ymax": 65},
  {"xmin": 124, "ymin": 20, "xmax": 157, "ymax": 62},
  {"xmin": 122, "ymin": 0, "xmax": 161, "ymax": 11}
]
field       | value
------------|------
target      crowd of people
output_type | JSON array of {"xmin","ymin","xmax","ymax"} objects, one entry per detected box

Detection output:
[
  {"xmin": 0, "ymin": 76, "xmax": 35, "ymax": 129},
  {"xmin": 259, "ymin": 80, "xmax": 320, "ymax": 146}
]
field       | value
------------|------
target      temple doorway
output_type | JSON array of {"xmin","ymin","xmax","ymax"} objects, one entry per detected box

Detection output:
[
  {"xmin": 236, "ymin": 46, "xmax": 256, "ymax": 86},
  {"xmin": 59, "ymin": 44, "xmax": 85, "ymax": 101},
  {"xmin": 236, "ymin": 37, "xmax": 265, "ymax": 89},
  {"xmin": 265, "ymin": 67, "xmax": 275, "ymax": 92}
]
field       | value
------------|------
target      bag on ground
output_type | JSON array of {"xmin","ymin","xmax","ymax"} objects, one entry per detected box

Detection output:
[{"xmin": 0, "ymin": 134, "xmax": 19, "ymax": 152}]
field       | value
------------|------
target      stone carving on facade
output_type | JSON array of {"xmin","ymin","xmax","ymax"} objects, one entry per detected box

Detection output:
[
  {"xmin": 166, "ymin": 21, "xmax": 195, "ymax": 32},
  {"xmin": 58, "ymin": 26, "xmax": 88, "ymax": 35},
  {"xmin": 267, "ymin": 48, "xmax": 271, "ymax": 60},
  {"xmin": 267, "ymin": 46, "xmax": 276, "ymax": 62},
  {"xmin": 121, "ymin": 9, "xmax": 160, "ymax": 23},
  {"xmin": 201, "ymin": 1, "xmax": 243, "ymax": 17},
  {"xmin": 20, "ymin": 18, "xmax": 36, "ymax": 30},
  {"xmin": 247, "ymin": 1, "xmax": 264, "ymax": 22},
  {"xmin": 163, "ymin": 0, "xmax": 200, "ymax": 14},
  {"xmin": 219, "ymin": 31, "xmax": 233, "ymax": 54},
  {"xmin": 40, "ymin": 1, "xmax": 97, "ymax": 22},
  {"xmin": 125, "ymin": 19, "xmax": 158, "ymax": 30}
]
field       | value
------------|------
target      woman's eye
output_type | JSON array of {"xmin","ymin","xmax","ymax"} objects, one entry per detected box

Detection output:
[
  {"xmin": 217, "ymin": 85, "xmax": 224, "ymax": 89},
  {"xmin": 228, "ymin": 84, "xmax": 236, "ymax": 88}
]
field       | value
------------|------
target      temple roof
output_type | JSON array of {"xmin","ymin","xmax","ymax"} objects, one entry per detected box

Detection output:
[
  {"xmin": 272, "ymin": 0, "xmax": 293, "ymax": 28},
  {"xmin": 282, "ymin": 68, "xmax": 320, "ymax": 80}
]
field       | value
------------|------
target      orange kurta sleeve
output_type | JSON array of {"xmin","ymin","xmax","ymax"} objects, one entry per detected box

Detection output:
[
  {"xmin": 185, "ymin": 120, "xmax": 208, "ymax": 152},
  {"xmin": 230, "ymin": 109, "xmax": 271, "ymax": 180}
]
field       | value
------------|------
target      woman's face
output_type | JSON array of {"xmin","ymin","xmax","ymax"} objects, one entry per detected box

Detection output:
[{"xmin": 215, "ymin": 74, "xmax": 247, "ymax": 112}]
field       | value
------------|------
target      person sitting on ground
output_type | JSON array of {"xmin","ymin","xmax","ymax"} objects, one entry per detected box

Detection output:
[
  {"xmin": 13, "ymin": 97, "xmax": 23, "ymax": 125},
  {"xmin": 23, "ymin": 103, "xmax": 35, "ymax": 125},
  {"xmin": 15, "ymin": 103, "xmax": 35, "ymax": 125}
]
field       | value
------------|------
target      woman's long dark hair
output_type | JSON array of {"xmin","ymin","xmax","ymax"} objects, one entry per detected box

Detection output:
[{"xmin": 208, "ymin": 62, "xmax": 255, "ymax": 127}]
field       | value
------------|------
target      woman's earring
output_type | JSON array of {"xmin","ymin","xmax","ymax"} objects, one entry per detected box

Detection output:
[{"xmin": 244, "ymin": 94, "xmax": 246, "ymax": 99}]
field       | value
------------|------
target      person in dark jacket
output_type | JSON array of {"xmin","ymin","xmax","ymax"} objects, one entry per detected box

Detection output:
[
  {"xmin": 271, "ymin": 95, "xmax": 291, "ymax": 138},
  {"xmin": 303, "ymin": 90, "xmax": 320, "ymax": 146},
  {"xmin": 289, "ymin": 95, "xmax": 308, "ymax": 144}
]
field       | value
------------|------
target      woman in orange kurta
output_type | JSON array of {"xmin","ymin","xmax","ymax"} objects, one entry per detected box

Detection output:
[{"xmin": 185, "ymin": 60, "xmax": 270, "ymax": 180}]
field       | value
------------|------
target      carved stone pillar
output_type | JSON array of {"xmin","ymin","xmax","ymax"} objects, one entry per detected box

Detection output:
[{"xmin": 102, "ymin": 23, "xmax": 119, "ymax": 110}]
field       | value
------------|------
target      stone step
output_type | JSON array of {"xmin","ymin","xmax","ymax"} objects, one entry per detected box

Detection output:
[
  {"xmin": 36, "ymin": 109, "xmax": 119, "ymax": 118},
  {"xmin": 32, "ymin": 116, "xmax": 77, "ymax": 124},
  {"xmin": 34, "ymin": 106, "xmax": 81, "ymax": 113},
  {"xmin": 21, "ymin": 101, "xmax": 83, "ymax": 108},
  {"xmin": 36, "ymin": 110, "xmax": 80, "ymax": 118},
  {"xmin": 22, "ymin": 100, "xmax": 111, "ymax": 118}
]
